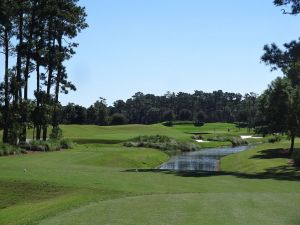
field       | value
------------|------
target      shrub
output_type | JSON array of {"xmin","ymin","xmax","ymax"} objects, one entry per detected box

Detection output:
[
  {"xmin": 207, "ymin": 136, "xmax": 248, "ymax": 147},
  {"xmin": 0, "ymin": 143, "xmax": 23, "ymax": 156},
  {"xmin": 124, "ymin": 135, "xmax": 199, "ymax": 152},
  {"xmin": 49, "ymin": 126, "xmax": 63, "ymax": 140},
  {"xmin": 191, "ymin": 135, "xmax": 203, "ymax": 140},
  {"xmin": 28, "ymin": 140, "xmax": 60, "ymax": 152},
  {"xmin": 60, "ymin": 139, "xmax": 74, "ymax": 149},
  {"xmin": 268, "ymin": 135, "xmax": 281, "ymax": 143},
  {"xmin": 45, "ymin": 141, "xmax": 61, "ymax": 151}
]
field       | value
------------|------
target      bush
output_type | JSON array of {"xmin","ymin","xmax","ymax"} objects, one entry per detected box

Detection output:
[
  {"xmin": 60, "ymin": 139, "xmax": 74, "ymax": 149},
  {"xmin": 207, "ymin": 135, "xmax": 248, "ymax": 147},
  {"xmin": 0, "ymin": 144, "xmax": 23, "ymax": 156},
  {"xmin": 45, "ymin": 141, "xmax": 61, "ymax": 151},
  {"xmin": 191, "ymin": 135, "xmax": 203, "ymax": 140},
  {"xmin": 268, "ymin": 135, "xmax": 281, "ymax": 143},
  {"xmin": 49, "ymin": 126, "xmax": 63, "ymax": 140},
  {"xmin": 124, "ymin": 135, "xmax": 199, "ymax": 152},
  {"xmin": 28, "ymin": 140, "xmax": 61, "ymax": 152}
]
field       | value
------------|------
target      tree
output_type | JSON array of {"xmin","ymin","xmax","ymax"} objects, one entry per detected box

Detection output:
[
  {"xmin": 163, "ymin": 110, "xmax": 175, "ymax": 122},
  {"xmin": 274, "ymin": 0, "xmax": 300, "ymax": 14},
  {"xmin": 87, "ymin": 98, "xmax": 108, "ymax": 125},
  {"xmin": 261, "ymin": 40, "xmax": 300, "ymax": 154},
  {"xmin": 259, "ymin": 77, "xmax": 299, "ymax": 154},
  {"xmin": 195, "ymin": 111, "xmax": 206, "ymax": 126},
  {"xmin": 179, "ymin": 109, "xmax": 192, "ymax": 121},
  {"xmin": 146, "ymin": 108, "xmax": 161, "ymax": 124},
  {"xmin": 0, "ymin": 0, "xmax": 88, "ymax": 143},
  {"xmin": 110, "ymin": 113, "xmax": 128, "ymax": 125}
]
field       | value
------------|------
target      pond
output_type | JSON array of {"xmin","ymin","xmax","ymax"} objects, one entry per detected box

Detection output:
[{"xmin": 158, "ymin": 145, "xmax": 251, "ymax": 172}]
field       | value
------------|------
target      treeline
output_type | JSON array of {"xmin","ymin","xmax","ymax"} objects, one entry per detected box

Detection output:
[
  {"xmin": 59, "ymin": 91, "xmax": 259, "ymax": 127},
  {"xmin": 0, "ymin": 0, "xmax": 87, "ymax": 144}
]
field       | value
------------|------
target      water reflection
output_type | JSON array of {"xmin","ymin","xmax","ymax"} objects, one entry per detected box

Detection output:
[{"xmin": 159, "ymin": 145, "xmax": 250, "ymax": 172}]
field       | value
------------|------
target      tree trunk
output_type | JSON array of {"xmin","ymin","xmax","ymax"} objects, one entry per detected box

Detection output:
[
  {"xmin": 36, "ymin": 62, "xmax": 41, "ymax": 140},
  {"xmin": 16, "ymin": 11, "xmax": 24, "ymax": 105},
  {"xmin": 42, "ymin": 19, "xmax": 54, "ymax": 141},
  {"xmin": 23, "ymin": 0, "xmax": 37, "ymax": 100},
  {"xmin": 17, "ymin": 11, "xmax": 25, "ymax": 142},
  {"xmin": 52, "ymin": 36, "xmax": 62, "ymax": 132},
  {"xmin": 289, "ymin": 133, "xmax": 295, "ymax": 155},
  {"xmin": 3, "ymin": 28, "xmax": 9, "ymax": 143}
]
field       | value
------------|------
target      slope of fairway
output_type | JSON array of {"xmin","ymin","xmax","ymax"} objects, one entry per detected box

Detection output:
[
  {"xmin": 221, "ymin": 141, "xmax": 300, "ymax": 176},
  {"xmin": 59, "ymin": 124, "xmax": 191, "ymax": 142}
]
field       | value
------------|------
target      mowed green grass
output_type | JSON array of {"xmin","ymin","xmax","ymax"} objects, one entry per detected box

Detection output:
[
  {"xmin": 0, "ymin": 138, "xmax": 300, "ymax": 225},
  {"xmin": 57, "ymin": 123, "xmax": 250, "ymax": 147},
  {"xmin": 59, "ymin": 124, "xmax": 192, "ymax": 142}
]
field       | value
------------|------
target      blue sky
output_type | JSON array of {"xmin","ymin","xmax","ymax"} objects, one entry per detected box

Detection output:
[{"xmin": 59, "ymin": 0, "xmax": 300, "ymax": 106}]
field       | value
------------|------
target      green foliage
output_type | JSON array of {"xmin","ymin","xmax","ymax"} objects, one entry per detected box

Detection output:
[
  {"xmin": 162, "ymin": 110, "xmax": 175, "ymax": 122},
  {"xmin": 50, "ymin": 126, "xmax": 63, "ymax": 140},
  {"xmin": 28, "ymin": 140, "xmax": 60, "ymax": 152},
  {"xmin": 110, "ymin": 113, "xmax": 128, "ymax": 125},
  {"xmin": 60, "ymin": 139, "xmax": 74, "ymax": 149},
  {"xmin": 268, "ymin": 135, "xmax": 282, "ymax": 143},
  {"xmin": 178, "ymin": 109, "xmax": 192, "ymax": 121},
  {"xmin": 207, "ymin": 136, "xmax": 248, "ymax": 147},
  {"xmin": 0, "ymin": 143, "xmax": 24, "ymax": 156},
  {"xmin": 124, "ymin": 135, "xmax": 199, "ymax": 152},
  {"xmin": 26, "ymin": 139, "xmax": 73, "ymax": 152}
]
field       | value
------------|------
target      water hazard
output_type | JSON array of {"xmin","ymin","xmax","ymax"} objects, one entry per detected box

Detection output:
[{"xmin": 159, "ymin": 145, "xmax": 251, "ymax": 172}]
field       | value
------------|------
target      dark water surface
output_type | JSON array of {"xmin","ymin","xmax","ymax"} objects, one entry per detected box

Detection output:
[{"xmin": 159, "ymin": 145, "xmax": 251, "ymax": 171}]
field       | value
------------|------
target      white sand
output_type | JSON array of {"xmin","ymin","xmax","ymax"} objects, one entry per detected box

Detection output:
[
  {"xmin": 195, "ymin": 140, "xmax": 210, "ymax": 143},
  {"xmin": 240, "ymin": 135, "xmax": 262, "ymax": 139}
]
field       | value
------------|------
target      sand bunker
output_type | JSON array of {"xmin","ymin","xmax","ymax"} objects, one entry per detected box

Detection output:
[{"xmin": 240, "ymin": 135, "xmax": 262, "ymax": 139}]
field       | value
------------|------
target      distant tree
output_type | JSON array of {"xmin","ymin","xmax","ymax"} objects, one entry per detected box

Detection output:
[
  {"xmin": 196, "ymin": 111, "xmax": 206, "ymax": 122},
  {"xmin": 87, "ymin": 98, "xmax": 108, "ymax": 125},
  {"xmin": 110, "ymin": 113, "xmax": 128, "ymax": 125},
  {"xmin": 146, "ymin": 108, "xmax": 161, "ymax": 124},
  {"xmin": 179, "ymin": 109, "xmax": 192, "ymax": 121},
  {"xmin": 163, "ymin": 110, "xmax": 175, "ymax": 122}
]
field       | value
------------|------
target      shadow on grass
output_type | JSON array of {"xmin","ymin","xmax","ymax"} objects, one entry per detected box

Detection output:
[
  {"xmin": 251, "ymin": 148, "xmax": 291, "ymax": 159},
  {"xmin": 123, "ymin": 167, "xmax": 300, "ymax": 181},
  {"xmin": 72, "ymin": 138, "xmax": 124, "ymax": 144}
]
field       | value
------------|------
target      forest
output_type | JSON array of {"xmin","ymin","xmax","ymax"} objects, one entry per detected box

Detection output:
[{"xmin": 59, "ymin": 91, "xmax": 259, "ymax": 127}]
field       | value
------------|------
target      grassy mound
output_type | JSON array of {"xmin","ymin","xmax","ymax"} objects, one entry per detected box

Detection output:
[{"xmin": 124, "ymin": 135, "xmax": 200, "ymax": 152}]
